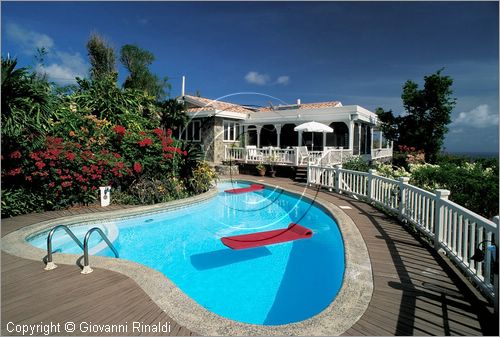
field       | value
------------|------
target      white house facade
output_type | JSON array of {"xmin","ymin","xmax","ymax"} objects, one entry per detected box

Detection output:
[{"xmin": 177, "ymin": 94, "xmax": 393, "ymax": 167}]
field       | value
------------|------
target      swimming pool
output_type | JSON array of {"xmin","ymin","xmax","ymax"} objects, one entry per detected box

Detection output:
[{"xmin": 28, "ymin": 181, "xmax": 345, "ymax": 325}]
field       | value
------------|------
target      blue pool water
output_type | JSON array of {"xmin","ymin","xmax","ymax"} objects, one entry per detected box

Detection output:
[{"xmin": 28, "ymin": 181, "xmax": 345, "ymax": 325}]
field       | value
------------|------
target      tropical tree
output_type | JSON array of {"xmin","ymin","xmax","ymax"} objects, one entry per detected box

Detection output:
[
  {"xmin": 157, "ymin": 98, "xmax": 188, "ymax": 133},
  {"xmin": 377, "ymin": 69, "xmax": 456, "ymax": 163},
  {"xmin": 1, "ymin": 58, "xmax": 55, "ymax": 148},
  {"xmin": 119, "ymin": 44, "xmax": 170, "ymax": 100},
  {"xmin": 87, "ymin": 33, "xmax": 116, "ymax": 81}
]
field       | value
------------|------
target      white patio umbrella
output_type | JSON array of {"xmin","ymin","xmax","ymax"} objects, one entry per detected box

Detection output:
[{"xmin": 294, "ymin": 121, "xmax": 333, "ymax": 150}]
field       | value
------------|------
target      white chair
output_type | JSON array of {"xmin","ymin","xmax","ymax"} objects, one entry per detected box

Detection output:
[
  {"xmin": 245, "ymin": 145, "xmax": 264, "ymax": 162},
  {"xmin": 297, "ymin": 146, "xmax": 310, "ymax": 165}
]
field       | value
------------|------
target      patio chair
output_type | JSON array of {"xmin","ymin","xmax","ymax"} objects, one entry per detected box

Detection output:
[
  {"xmin": 245, "ymin": 145, "xmax": 264, "ymax": 162},
  {"xmin": 296, "ymin": 146, "xmax": 310, "ymax": 165}
]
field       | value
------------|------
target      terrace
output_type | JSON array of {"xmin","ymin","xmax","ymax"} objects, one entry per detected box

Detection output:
[{"xmin": 1, "ymin": 175, "xmax": 497, "ymax": 336}]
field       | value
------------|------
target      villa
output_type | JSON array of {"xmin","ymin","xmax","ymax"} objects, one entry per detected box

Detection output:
[{"xmin": 176, "ymin": 94, "xmax": 393, "ymax": 167}]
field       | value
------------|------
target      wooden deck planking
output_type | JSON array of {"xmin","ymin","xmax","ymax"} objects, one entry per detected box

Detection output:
[{"xmin": 1, "ymin": 176, "xmax": 497, "ymax": 335}]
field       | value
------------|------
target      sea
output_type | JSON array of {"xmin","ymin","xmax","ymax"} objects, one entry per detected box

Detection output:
[{"xmin": 445, "ymin": 151, "xmax": 499, "ymax": 159}]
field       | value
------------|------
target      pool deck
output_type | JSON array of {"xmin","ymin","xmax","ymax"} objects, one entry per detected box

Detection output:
[{"xmin": 1, "ymin": 176, "xmax": 498, "ymax": 336}]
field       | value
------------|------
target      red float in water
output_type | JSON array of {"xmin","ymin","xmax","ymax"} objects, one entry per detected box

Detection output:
[
  {"xmin": 221, "ymin": 223, "xmax": 313, "ymax": 250},
  {"xmin": 224, "ymin": 184, "xmax": 265, "ymax": 194}
]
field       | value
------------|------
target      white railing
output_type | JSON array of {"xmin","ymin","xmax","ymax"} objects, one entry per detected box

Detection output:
[
  {"xmin": 371, "ymin": 147, "xmax": 393, "ymax": 159},
  {"xmin": 308, "ymin": 165, "xmax": 499, "ymax": 302},
  {"xmin": 225, "ymin": 146, "xmax": 358, "ymax": 167}
]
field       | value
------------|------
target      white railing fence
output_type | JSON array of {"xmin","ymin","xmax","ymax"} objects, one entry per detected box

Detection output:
[{"xmin": 308, "ymin": 164, "xmax": 499, "ymax": 304}]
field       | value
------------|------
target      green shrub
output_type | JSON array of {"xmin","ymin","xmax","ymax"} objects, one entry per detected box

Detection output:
[
  {"xmin": 342, "ymin": 156, "xmax": 370, "ymax": 172},
  {"xmin": 1, "ymin": 188, "xmax": 47, "ymax": 217},
  {"xmin": 187, "ymin": 161, "xmax": 218, "ymax": 195}
]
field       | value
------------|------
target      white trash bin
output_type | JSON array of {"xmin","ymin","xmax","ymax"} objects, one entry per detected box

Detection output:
[{"xmin": 99, "ymin": 186, "xmax": 111, "ymax": 207}]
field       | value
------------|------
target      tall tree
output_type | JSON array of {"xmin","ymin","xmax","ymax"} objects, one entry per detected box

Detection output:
[
  {"xmin": 119, "ymin": 44, "xmax": 169, "ymax": 100},
  {"xmin": 86, "ymin": 33, "xmax": 116, "ymax": 80},
  {"xmin": 376, "ymin": 69, "xmax": 456, "ymax": 163}
]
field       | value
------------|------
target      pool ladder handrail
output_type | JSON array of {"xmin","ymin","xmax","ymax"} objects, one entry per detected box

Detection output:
[
  {"xmin": 45, "ymin": 225, "xmax": 84, "ymax": 270},
  {"xmin": 81, "ymin": 227, "xmax": 119, "ymax": 274},
  {"xmin": 44, "ymin": 225, "xmax": 119, "ymax": 275}
]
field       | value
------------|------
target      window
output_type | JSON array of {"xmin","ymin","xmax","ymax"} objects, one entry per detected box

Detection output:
[
  {"xmin": 179, "ymin": 120, "xmax": 201, "ymax": 142},
  {"xmin": 223, "ymin": 120, "xmax": 240, "ymax": 141}
]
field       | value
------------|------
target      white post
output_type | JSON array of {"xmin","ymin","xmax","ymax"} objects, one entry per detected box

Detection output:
[
  {"xmin": 434, "ymin": 189, "xmax": 451, "ymax": 250},
  {"xmin": 368, "ymin": 169, "xmax": 377, "ymax": 203},
  {"xmin": 379, "ymin": 130, "xmax": 383, "ymax": 149},
  {"xmin": 357, "ymin": 123, "xmax": 362, "ymax": 155},
  {"xmin": 348, "ymin": 121, "xmax": 354, "ymax": 153},
  {"xmin": 339, "ymin": 146, "xmax": 343, "ymax": 164},
  {"xmin": 370, "ymin": 128, "xmax": 374, "ymax": 159},
  {"xmin": 493, "ymin": 216, "xmax": 499, "ymax": 315},
  {"xmin": 275, "ymin": 124, "xmax": 282, "ymax": 148},
  {"xmin": 224, "ymin": 145, "xmax": 227, "ymax": 161},
  {"xmin": 99, "ymin": 186, "xmax": 111, "ymax": 207},
  {"xmin": 335, "ymin": 165, "xmax": 342, "ymax": 193},
  {"xmin": 322, "ymin": 132, "xmax": 326, "ymax": 149},
  {"xmin": 298, "ymin": 131, "xmax": 303, "ymax": 147},
  {"xmin": 293, "ymin": 147, "xmax": 299, "ymax": 166},
  {"xmin": 256, "ymin": 125, "xmax": 262, "ymax": 148},
  {"xmin": 398, "ymin": 177, "xmax": 410, "ymax": 220},
  {"xmin": 181, "ymin": 76, "xmax": 185, "ymax": 97}
]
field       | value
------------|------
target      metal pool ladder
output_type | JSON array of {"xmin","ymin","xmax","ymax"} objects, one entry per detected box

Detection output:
[{"xmin": 45, "ymin": 225, "xmax": 119, "ymax": 275}]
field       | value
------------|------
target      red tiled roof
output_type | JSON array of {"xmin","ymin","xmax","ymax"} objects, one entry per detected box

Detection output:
[
  {"xmin": 183, "ymin": 95, "xmax": 341, "ymax": 114},
  {"xmin": 184, "ymin": 95, "xmax": 253, "ymax": 114},
  {"xmin": 256, "ymin": 101, "xmax": 341, "ymax": 112}
]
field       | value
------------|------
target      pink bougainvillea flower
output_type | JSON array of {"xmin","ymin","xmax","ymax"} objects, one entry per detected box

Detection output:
[
  {"xmin": 113, "ymin": 125, "xmax": 126, "ymax": 135},
  {"xmin": 35, "ymin": 161, "xmax": 46, "ymax": 170},
  {"xmin": 153, "ymin": 128, "xmax": 163, "ymax": 137},
  {"xmin": 66, "ymin": 152, "xmax": 76, "ymax": 161},
  {"xmin": 138, "ymin": 138, "xmax": 153, "ymax": 147},
  {"xmin": 133, "ymin": 162, "xmax": 142, "ymax": 173},
  {"xmin": 113, "ymin": 153, "xmax": 121, "ymax": 158},
  {"xmin": 9, "ymin": 151, "xmax": 22, "ymax": 159},
  {"xmin": 61, "ymin": 181, "xmax": 72, "ymax": 188}
]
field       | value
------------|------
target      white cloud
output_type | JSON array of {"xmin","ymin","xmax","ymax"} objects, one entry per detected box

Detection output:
[
  {"xmin": 6, "ymin": 23, "xmax": 54, "ymax": 53},
  {"xmin": 245, "ymin": 71, "xmax": 270, "ymax": 85},
  {"xmin": 7, "ymin": 23, "xmax": 88, "ymax": 83},
  {"xmin": 453, "ymin": 104, "xmax": 499, "ymax": 128},
  {"xmin": 244, "ymin": 71, "xmax": 290, "ymax": 86},
  {"xmin": 276, "ymin": 75, "xmax": 290, "ymax": 85}
]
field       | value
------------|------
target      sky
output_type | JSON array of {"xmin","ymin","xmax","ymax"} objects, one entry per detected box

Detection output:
[{"xmin": 2, "ymin": 1, "xmax": 499, "ymax": 153}]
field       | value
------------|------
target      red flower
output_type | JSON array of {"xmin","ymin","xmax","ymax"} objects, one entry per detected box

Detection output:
[
  {"xmin": 30, "ymin": 152, "xmax": 41, "ymax": 161},
  {"xmin": 138, "ymin": 138, "xmax": 153, "ymax": 147},
  {"xmin": 133, "ymin": 162, "xmax": 142, "ymax": 173},
  {"xmin": 139, "ymin": 131, "xmax": 147, "ymax": 135},
  {"xmin": 48, "ymin": 182, "xmax": 55, "ymax": 188},
  {"xmin": 82, "ymin": 186, "xmax": 88, "ymax": 192},
  {"xmin": 153, "ymin": 128, "xmax": 163, "ymax": 137},
  {"xmin": 35, "ymin": 161, "xmax": 46, "ymax": 170},
  {"xmin": 183, "ymin": 150, "xmax": 188, "ymax": 156},
  {"xmin": 66, "ymin": 152, "xmax": 76, "ymax": 161},
  {"xmin": 113, "ymin": 153, "xmax": 121, "ymax": 158},
  {"xmin": 25, "ymin": 175, "xmax": 32, "ymax": 182},
  {"xmin": 9, "ymin": 151, "xmax": 22, "ymax": 159},
  {"xmin": 166, "ymin": 129, "xmax": 173, "ymax": 136},
  {"xmin": 8, "ymin": 167, "xmax": 22, "ymax": 176},
  {"xmin": 114, "ymin": 125, "xmax": 126, "ymax": 136},
  {"xmin": 61, "ymin": 181, "xmax": 72, "ymax": 188}
]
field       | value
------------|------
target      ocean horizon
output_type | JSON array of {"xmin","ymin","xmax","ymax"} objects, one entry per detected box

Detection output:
[{"xmin": 445, "ymin": 151, "xmax": 499, "ymax": 159}]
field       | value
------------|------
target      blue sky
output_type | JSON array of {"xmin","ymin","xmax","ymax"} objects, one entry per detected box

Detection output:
[{"xmin": 2, "ymin": 1, "xmax": 498, "ymax": 153}]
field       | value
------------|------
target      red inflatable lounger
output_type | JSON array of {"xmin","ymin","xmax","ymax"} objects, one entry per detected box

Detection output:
[
  {"xmin": 224, "ymin": 184, "xmax": 265, "ymax": 194},
  {"xmin": 221, "ymin": 223, "xmax": 313, "ymax": 250}
]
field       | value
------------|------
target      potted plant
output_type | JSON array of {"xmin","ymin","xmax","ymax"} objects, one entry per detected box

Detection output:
[
  {"xmin": 256, "ymin": 163, "xmax": 266, "ymax": 176},
  {"xmin": 266, "ymin": 154, "xmax": 277, "ymax": 177}
]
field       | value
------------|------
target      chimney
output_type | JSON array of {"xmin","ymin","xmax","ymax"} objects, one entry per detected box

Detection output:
[
  {"xmin": 297, "ymin": 98, "xmax": 301, "ymax": 105},
  {"xmin": 181, "ymin": 76, "xmax": 185, "ymax": 97}
]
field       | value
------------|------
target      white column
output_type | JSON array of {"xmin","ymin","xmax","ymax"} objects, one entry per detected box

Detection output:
[
  {"xmin": 298, "ymin": 131, "xmax": 302, "ymax": 147},
  {"xmin": 256, "ymin": 125, "xmax": 262, "ymax": 148},
  {"xmin": 322, "ymin": 132, "xmax": 326, "ymax": 149},
  {"xmin": 379, "ymin": 130, "xmax": 383, "ymax": 149},
  {"xmin": 358, "ymin": 123, "xmax": 362, "ymax": 155},
  {"xmin": 243, "ymin": 125, "xmax": 248, "ymax": 146},
  {"xmin": 275, "ymin": 124, "xmax": 282, "ymax": 148},
  {"xmin": 348, "ymin": 121, "xmax": 354, "ymax": 151},
  {"xmin": 370, "ymin": 127, "xmax": 374, "ymax": 157}
]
